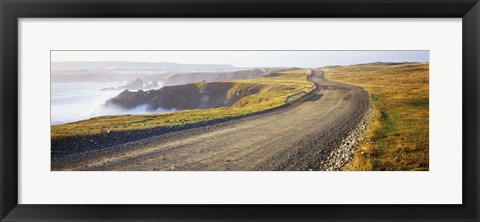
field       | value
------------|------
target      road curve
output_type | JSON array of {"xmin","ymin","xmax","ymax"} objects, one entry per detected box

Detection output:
[{"xmin": 54, "ymin": 70, "xmax": 370, "ymax": 171}]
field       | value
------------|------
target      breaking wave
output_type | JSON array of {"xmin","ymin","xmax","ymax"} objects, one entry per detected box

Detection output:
[{"xmin": 51, "ymin": 82, "xmax": 171, "ymax": 125}]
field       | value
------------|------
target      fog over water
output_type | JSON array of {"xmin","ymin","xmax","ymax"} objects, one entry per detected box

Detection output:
[{"xmin": 51, "ymin": 81, "xmax": 171, "ymax": 125}]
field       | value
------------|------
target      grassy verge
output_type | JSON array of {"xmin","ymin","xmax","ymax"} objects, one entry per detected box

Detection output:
[
  {"xmin": 324, "ymin": 63, "xmax": 429, "ymax": 171},
  {"xmin": 52, "ymin": 69, "xmax": 313, "ymax": 140}
]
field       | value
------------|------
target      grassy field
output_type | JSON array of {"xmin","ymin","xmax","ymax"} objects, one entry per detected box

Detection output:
[
  {"xmin": 324, "ymin": 63, "xmax": 429, "ymax": 171},
  {"xmin": 51, "ymin": 69, "xmax": 313, "ymax": 140}
]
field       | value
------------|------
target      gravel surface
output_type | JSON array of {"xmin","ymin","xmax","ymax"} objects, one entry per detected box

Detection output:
[{"xmin": 52, "ymin": 70, "xmax": 370, "ymax": 171}]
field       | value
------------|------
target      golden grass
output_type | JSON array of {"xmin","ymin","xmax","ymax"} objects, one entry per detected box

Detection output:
[
  {"xmin": 325, "ymin": 63, "xmax": 429, "ymax": 171},
  {"xmin": 51, "ymin": 69, "xmax": 312, "ymax": 140}
]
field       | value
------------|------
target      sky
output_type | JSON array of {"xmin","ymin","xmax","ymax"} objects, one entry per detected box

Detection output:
[{"xmin": 51, "ymin": 51, "xmax": 429, "ymax": 68}]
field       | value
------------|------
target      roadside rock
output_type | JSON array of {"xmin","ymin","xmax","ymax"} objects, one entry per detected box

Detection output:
[{"xmin": 319, "ymin": 94, "xmax": 372, "ymax": 171}]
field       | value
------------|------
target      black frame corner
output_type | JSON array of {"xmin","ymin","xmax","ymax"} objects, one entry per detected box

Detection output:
[{"xmin": 1, "ymin": 0, "xmax": 479, "ymax": 221}]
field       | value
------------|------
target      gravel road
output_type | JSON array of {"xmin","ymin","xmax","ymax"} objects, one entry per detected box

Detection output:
[{"xmin": 53, "ymin": 70, "xmax": 370, "ymax": 171}]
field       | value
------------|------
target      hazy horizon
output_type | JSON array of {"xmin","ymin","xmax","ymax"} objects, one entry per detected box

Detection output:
[{"xmin": 52, "ymin": 50, "xmax": 429, "ymax": 68}]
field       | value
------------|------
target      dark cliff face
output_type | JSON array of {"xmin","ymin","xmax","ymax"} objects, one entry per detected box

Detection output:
[{"xmin": 105, "ymin": 82, "xmax": 260, "ymax": 111}]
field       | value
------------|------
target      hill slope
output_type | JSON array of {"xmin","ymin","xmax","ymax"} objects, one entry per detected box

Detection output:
[{"xmin": 325, "ymin": 62, "xmax": 429, "ymax": 171}]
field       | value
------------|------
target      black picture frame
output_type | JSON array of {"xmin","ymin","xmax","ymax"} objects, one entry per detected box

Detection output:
[{"xmin": 1, "ymin": 0, "xmax": 479, "ymax": 221}]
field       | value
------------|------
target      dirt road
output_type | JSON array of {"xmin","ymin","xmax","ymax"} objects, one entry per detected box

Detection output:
[{"xmin": 53, "ymin": 70, "xmax": 370, "ymax": 171}]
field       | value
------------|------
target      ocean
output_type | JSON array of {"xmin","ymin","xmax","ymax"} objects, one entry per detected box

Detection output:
[{"xmin": 51, "ymin": 82, "xmax": 167, "ymax": 125}]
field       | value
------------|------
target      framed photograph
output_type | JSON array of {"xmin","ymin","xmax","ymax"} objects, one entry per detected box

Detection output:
[{"xmin": 1, "ymin": 0, "xmax": 478, "ymax": 221}]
